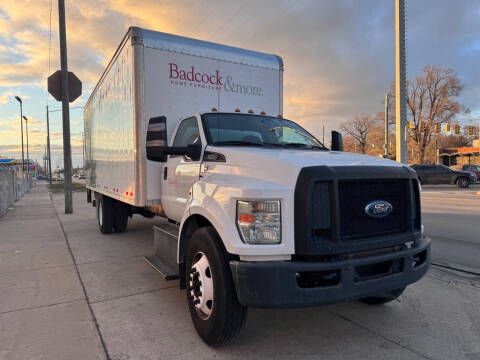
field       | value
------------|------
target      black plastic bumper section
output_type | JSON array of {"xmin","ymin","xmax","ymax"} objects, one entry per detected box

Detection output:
[{"xmin": 230, "ymin": 236, "xmax": 430, "ymax": 308}]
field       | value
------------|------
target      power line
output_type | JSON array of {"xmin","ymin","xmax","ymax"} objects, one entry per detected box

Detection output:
[
  {"xmin": 240, "ymin": 0, "xmax": 300, "ymax": 46},
  {"xmin": 206, "ymin": 0, "xmax": 249, "ymax": 41},
  {"xmin": 187, "ymin": 1, "xmax": 218, "ymax": 38},
  {"xmin": 46, "ymin": 0, "xmax": 53, "ymax": 105}
]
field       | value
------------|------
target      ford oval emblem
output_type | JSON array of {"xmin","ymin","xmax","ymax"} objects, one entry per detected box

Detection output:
[{"xmin": 364, "ymin": 200, "xmax": 393, "ymax": 218}]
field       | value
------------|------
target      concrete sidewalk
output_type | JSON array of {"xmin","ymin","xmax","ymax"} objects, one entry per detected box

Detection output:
[{"xmin": 1, "ymin": 183, "xmax": 479, "ymax": 360}]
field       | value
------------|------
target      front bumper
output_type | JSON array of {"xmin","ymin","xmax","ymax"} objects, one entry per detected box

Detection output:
[{"xmin": 230, "ymin": 236, "xmax": 430, "ymax": 308}]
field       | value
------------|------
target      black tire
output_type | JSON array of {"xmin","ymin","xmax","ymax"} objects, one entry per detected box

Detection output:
[
  {"xmin": 96, "ymin": 195, "xmax": 114, "ymax": 234},
  {"xmin": 359, "ymin": 287, "xmax": 406, "ymax": 305},
  {"xmin": 113, "ymin": 201, "xmax": 129, "ymax": 233},
  {"xmin": 456, "ymin": 177, "xmax": 469, "ymax": 188},
  {"xmin": 417, "ymin": 177, "xmax": 423, "ymax": 185},
  {"xmin": 185, "ymin": 227, "xmax": 247, "ymax": 346}
]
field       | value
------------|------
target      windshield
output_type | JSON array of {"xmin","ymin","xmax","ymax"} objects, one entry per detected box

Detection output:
[{"xmin": 202, "ymin": 113, "xmax": 326, "ymax": 150}]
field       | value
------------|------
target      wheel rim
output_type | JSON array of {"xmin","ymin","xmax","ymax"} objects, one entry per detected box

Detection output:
[
  {"xmin": 189, "ymin": 251, "xmax": 214, "ymax": 320},
  {"xmin": 98, "ymin": 201, "xmax": 103, "ymax": 226},
  {"xmin": 459, "ymin": 178, "xmax": 467, "ymax": 187}
]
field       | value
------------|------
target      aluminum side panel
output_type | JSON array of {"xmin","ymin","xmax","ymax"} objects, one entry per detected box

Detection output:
[
  {"xmin": 84, "ymin": 39, "xmax": 136, "ymax": 204},
  {"xmin": 143, "ymin": 47, "xmax": 282, "ymax": 145}
]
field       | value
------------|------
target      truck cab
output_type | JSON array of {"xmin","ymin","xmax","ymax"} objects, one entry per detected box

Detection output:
[{"xmin": 145, "ymin": 110, "xmax": 430, "ymax": 345}]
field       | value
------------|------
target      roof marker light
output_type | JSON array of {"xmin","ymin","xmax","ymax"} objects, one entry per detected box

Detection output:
[
  {"xmin": 234, "ymin": 108, "xmax": 241, "ymax": 112},
  {"xmin": 260, "ymin": 111, "xmax": 266, "ymax": 115},
  {"xmin": 211, "ymin": 107, "xmax": 217, "ymax": 111},
  {"xmin": 277, "ymin": 114, "xmax": 283, "ymax": 118},
  {"xmin": 248, "ymin": 109, "xmax": 254, "ymax": 114}
]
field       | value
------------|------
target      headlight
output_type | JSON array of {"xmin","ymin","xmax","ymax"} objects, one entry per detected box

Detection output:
[{"xmin": 236, "ymin": 200, "xmax": 281, "ymax": 244}]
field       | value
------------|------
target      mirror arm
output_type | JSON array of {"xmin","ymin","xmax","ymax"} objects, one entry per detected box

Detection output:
[{"xmin": 164, "ymin": 146, "xmax": 188, "ymax": 156}]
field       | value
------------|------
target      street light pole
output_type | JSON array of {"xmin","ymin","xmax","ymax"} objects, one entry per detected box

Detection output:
[
  {"xmin": 23, "ymin": 116, "xmax": 29, "ymax": 172},
  {"xmin": 14, "ymin": 96, "xmax": 25, "ymax": 171},
  {"xmin": 58, "ymin": 0, "xmax": 73, "ymax": 213},
  {"xmin": 46, "ymin": 106, "xmax": 52, "ymax": 184}
]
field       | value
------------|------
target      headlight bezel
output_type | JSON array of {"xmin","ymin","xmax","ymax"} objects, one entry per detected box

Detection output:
[{"xmin": 236, "ymin": 199, "xmax": 282, "ymax": 245}]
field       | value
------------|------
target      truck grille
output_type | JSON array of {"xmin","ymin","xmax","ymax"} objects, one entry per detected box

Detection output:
[
  {"xmin": 294, "ymin": 166, "xmax": 420, "ymax": 256},
  {"xmin": 338, "ymin": 179, "xmax": 408, "ymax": 241}
]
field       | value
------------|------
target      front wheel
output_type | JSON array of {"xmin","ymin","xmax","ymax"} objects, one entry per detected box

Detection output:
[
  {"xmin": 359, "ymin": 287, "xmax": 406, "ymax": 305},
  {"xmin": 456, "ymin": 177, "xmax": 469, "ymax": 188},
  {"xmin": 186, "ymin": 227, "xmax": 247, "ymax": 346}
]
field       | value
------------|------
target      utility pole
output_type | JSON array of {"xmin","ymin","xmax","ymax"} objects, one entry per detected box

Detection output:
[
  {"xmin": 82, "ymin": 131, "xmax": 85, "ymax": 168},
  {"xmin": 58, "ymin": 0, "xmax": 73, "ymax": 213},
  {"xmin": 395, "ymin": 0, "xmax": 408, "ymax": 164},
  {"xmin": 384, "ymin": 93, "xmax": 389, "ymax": 158},
  {"xmin": 322, "ymin": 124, "xmax": 325, "ymax": 145},
  {"xmin": 46, "ymin": 106, "xmax": 52, "ymax": 184}
]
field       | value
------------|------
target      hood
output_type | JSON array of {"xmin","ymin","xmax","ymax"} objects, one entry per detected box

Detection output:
[
  {"xmin": 455, "ymin": 170, "xmax": 476, "ymax": 177},
  {"xmin": 208, "ymin": 146, "xmax": 403, "ymax": 168},
  {"xmin": 205, "ymin": 146, "xmax": 406, "ymax": 188}
]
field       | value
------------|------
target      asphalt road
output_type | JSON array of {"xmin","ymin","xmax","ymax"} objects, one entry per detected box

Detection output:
[{"xmin": 421, "ymin": 184, "xmax": 480, "ymax": 274}]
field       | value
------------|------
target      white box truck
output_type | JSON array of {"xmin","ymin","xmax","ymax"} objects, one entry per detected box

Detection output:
[{"xmin": 84, "ymin": 27, "xmax": 430, "ymax": 345}]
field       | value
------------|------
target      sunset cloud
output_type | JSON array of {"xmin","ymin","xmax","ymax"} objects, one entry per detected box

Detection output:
[{"xmin": 0, "ymin": 0, "xmax": 479, "ymax": 166}]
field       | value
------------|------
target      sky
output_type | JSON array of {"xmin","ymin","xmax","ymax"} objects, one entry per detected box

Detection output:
[{"xmin": 0, "ymin": 0, "xmax": 479, "ymax": 168}]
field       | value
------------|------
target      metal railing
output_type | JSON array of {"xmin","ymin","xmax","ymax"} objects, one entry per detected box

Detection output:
[{"xmin": 0, "ymin": 168, "xmax": 32, "ymax": 216}]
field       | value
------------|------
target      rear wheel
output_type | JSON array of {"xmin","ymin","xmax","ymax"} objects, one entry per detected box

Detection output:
[
  {"xmin": 113, "ymin": 201, "xmax": 129, "ymax": 233},
  {"xmin": 185, "ymin": 227, "xmax": 247, "ymax": 346},
  {"xmin": 359, "ymin": 287, "xmax": 406, "ymax": 305},
  {"xmin": 96, "ymin": 195, "xmax": 114, "ymax": 234},
  {"xmin": 456, "ymin": 177, "xmax": 469, "ymax": 188}
]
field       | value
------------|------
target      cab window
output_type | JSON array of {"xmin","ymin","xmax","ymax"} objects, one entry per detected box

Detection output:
[{"xmin": 173, "ymin": 117, "xmax": 201, "ymax": 147}]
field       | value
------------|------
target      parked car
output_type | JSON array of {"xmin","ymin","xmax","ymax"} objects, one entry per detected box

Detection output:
[
  {"xmin": 36, "ymin": 174, "xmax": 49, "ymax": 181},
  {"xmin": 450, "ymin": 164, "xmax": 480, "ymax": 181},
  {"xmin": 411, "ymin": 164, "xmax": 476, "ymax": 188}
]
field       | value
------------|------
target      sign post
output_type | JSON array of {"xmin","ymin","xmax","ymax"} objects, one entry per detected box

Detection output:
[{"xmin": 47, "ymin": 0, "xmax": 82, "ymax": 214}]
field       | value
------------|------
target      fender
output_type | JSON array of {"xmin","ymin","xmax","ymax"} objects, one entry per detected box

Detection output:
[{"xmin": 178, "ymin": 176, "xmax": 294, "ymax": 262}]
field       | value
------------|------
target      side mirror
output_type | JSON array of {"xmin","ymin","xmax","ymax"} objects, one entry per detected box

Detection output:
[
  {"xmin": 331, "ymin": 131, "xmax": 344, "ymax": 151},
  {"xmin": 186, "ymin": 143, "xmax": 202, "ymax": 161},
  {"xmin": 146, "ymin": 116, "xmax": 167, "ymax": 162}
]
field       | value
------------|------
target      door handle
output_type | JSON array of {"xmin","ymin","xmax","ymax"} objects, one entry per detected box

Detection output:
[{"xmin": 164, "ymin": 167, "xmax": 168, "ymax": 180}]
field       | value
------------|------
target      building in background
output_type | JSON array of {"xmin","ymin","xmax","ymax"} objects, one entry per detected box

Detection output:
[{"xmin": 439, "ymin": 140, "xmax": 480, "ymax": 166}]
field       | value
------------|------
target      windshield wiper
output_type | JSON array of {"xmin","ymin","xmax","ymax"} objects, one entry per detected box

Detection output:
[
  {"xmin": 213, "ymin": 141, "xmax": 266, "ymax": 147},
  {"xmin": 281, "ymin": 143, "xmax": 326, "ymax": 150}
]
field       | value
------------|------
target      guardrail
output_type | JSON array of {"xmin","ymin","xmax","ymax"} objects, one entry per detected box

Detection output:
[{"xmin": 0, "ymin": 169, "xmax": 32, "ymax": 216}]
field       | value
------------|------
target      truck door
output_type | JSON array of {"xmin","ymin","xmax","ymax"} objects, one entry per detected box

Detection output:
[{"xmin": 161, "ymin": 117, "xmax": 203, "ymax": 222}]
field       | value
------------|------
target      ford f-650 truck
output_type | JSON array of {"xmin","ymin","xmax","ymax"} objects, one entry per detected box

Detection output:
[{"xmin": 84, "ymin": 27, "xmax": 430, "ymax": 346}]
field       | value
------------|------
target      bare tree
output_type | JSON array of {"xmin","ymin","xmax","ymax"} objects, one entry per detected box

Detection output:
[
  {"xmin": 388, "ymin": 65, "xmax": 467, "ymax": 164},
  {"xmin": 341, "ymin": 115, "xmax": 378, "ymax": 154}
]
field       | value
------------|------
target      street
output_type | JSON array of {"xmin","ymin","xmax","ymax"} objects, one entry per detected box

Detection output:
[
  {"xmin": 422, "ymin": 184, "xmax": 480, "ymax": 274},
  {"xmin": 1, "ymin": 183, "xmax": 479, "ymax": 360}
]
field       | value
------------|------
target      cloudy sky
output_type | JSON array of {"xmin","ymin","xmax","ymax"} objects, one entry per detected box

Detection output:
[{"xmin": 0, "ymin": 0, "xmax": 479, "ymax": 168}]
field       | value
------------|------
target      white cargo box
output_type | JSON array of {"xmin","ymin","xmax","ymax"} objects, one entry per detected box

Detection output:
[{"xmin": 84, "ymin": 27, "xmax": 283, "ymax": 206}]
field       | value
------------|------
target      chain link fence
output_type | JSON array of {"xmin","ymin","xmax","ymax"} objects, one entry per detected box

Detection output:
[{"xmin": 0, "ymin": 167, "xmax": 32, "ymax": 216}]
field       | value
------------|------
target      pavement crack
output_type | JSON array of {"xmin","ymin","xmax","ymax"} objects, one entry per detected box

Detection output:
[
  {"xmin": 52, "ymin": 193, "xmax": 112, "ymax": 360},
  {"xmin": 327, "ymin": 309, "xmax": 436, "ymax": 360},
  {"xmin": 89, "ymin": 285, "xmax": 179, "ymax": 305},
  {"xmin": 0, "ymin": 263, "xmax": 74, "ymax": 275},
  {"xmin": 0, "ymin": 298, "xmax": 85, "ymax": 315}
]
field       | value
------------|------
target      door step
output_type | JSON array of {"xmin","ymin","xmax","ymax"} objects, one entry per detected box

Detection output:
[
  {"xmin": 144, "ymin": 255, "xmax": 179, "ymax": 280},
  {"xmin": 143, "ymin": 223, "xmax": 179, "ymax": 281}
]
